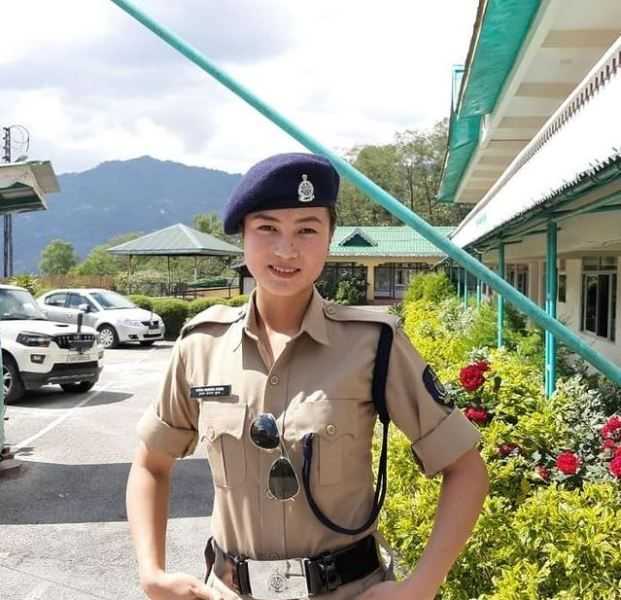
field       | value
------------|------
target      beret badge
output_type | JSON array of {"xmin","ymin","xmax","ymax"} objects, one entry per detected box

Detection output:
[{"xmin": 298, "ymin": 174, "xmax": 315, "ymax": 203}]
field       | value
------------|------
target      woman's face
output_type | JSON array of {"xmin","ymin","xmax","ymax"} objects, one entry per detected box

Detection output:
[{"xmin": 243, "ymin": 207, "xmax": 332, "ymax": 299}]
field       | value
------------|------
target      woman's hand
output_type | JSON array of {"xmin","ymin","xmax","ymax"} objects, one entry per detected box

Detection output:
[
  {"xmin": 142, "ymin": 570, "xmax": 214, "ymax": 599},
  {"xmin": 358, "ymin": 580, "xmax": 435, "ymax": 600}
]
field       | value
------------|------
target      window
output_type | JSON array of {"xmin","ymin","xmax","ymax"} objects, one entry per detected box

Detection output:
[
  {"xmin": 558, "ymin": 274, "xmax": 567, "ymax": 303},
  {"xmin": 68, "ymin": 293, "xmax": 96, "ymax": 311},
  {"xmin": 581, "ymin": 257, "xmax": 617, "ymax": 342},
  {"xmin": 45, "ymin": 292, "xmax": 67, "ymax": 307}
]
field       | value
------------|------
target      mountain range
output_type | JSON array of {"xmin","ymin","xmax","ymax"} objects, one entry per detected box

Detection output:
[{"xmin": 14, "ymin": 156, "xmax": 242, "ymax": 273}]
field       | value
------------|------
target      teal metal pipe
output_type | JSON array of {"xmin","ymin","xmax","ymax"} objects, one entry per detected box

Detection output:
[
  {"xmin": 109, "ymin": 0, "xmax": 621, "ymax": 386},
  {"xmin": 545, "ymin": 223, "xmax": 558, "ymax": 397},
  {"xmin": 497, "ymin": 243, "xmax": 505, "ymax": 348},
  {"xmin": 464, "ymin": 269, "xmax": 469, "ymax": 308},
  {"xmin": 457, "ymin": 267, "xmax": 462, "ymax": 300},
  {"xmin": 476, "ymin": 278, "xmax": 482, "ymax": 307}
]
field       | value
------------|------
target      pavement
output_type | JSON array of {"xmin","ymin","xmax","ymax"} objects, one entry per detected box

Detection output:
[{"xmin": 0, "ymin": 342, "xmax": 214, "ymax": 600}]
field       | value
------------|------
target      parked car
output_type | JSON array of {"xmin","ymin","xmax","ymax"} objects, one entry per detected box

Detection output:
[
  {"xmin": 37, "ymin": 288, "xmax": 165, "ymax": 349},
  {"xmin": 0, "ymin": 284, "xmax": 103, "ymax": 403}
]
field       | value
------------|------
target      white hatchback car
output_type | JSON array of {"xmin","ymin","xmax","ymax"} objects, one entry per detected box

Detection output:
[{"xmin": 38, "ymin": 289, "xmax": 165, "ymax": 349}]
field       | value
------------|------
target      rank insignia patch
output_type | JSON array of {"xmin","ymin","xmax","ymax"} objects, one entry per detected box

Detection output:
[{"xmin": 422, "ymin": 366, "xmax": 453, "ymax": 408}]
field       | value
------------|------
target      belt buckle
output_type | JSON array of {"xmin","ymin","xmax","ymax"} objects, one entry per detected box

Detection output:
[{"xmin": 246, "ymin": 557, "xmax": 309, "ymax": 600}]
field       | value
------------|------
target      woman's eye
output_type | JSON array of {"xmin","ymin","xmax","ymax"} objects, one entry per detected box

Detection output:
[
  {"xmin": 299, "ymin": 228, "xmax": 318, "ymax": 235},
  {"xmin": 258, "ymin": 225, "xmax": 277, "ymax": 232}
]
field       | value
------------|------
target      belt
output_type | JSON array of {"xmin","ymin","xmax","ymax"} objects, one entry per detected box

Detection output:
[{"xmin": 207, "ymin": 535, "xmax": 380, "ymax": 599}]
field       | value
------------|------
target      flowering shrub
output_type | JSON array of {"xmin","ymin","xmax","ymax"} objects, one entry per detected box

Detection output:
[{"xmin": 379, "ymin": 274, "xmax": 621, "ymax": 598}]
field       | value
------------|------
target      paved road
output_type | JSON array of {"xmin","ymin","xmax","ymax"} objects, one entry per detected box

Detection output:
[{"xmin": 0, "ymin": 342, "xmax": 214, "ymax": 600}]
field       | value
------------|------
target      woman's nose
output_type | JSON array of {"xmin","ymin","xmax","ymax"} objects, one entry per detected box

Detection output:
[{"xmin": 273, "ymin": 240, "xmax": 299, "ymax": 259}]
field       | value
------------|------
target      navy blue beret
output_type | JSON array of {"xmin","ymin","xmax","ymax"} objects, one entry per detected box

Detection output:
[{"xmin": 223, "ymin": 153, "xmax": 340, "ymax": 234}]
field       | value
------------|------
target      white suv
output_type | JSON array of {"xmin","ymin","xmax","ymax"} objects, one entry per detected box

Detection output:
[
  {"xmin": 0, "ymin": 284, "xmax": 103, "ymax": 403},
  {"xmin": 38, "ymin": 288, "xmax": 165, "ymax": 349}
]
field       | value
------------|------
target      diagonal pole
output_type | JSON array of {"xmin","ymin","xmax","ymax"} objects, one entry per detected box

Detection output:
[{"xmin": 108, "ymin": 0, "xmax": 621, "ymax": 386}]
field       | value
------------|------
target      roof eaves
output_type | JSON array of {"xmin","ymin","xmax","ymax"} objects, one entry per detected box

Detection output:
[{"xmin": 437, "ymin": 0, "xmax": 541, "ymax": 203}]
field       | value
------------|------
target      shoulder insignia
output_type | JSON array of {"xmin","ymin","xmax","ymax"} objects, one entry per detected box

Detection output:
[
  {"xmin": 181, "ymin": 303, "xmax": 246, "ymax": 338},
  {"xmin": 322, "ymin": 302, "xmax": 399, "ymax": 331}
]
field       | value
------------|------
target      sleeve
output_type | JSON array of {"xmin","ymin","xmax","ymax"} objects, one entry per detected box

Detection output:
[
  {"xmin": 385, "ymin": 328, "xmax": 481, "ymax": 477},
  {"xmin": 136, "ymin": 338, "xmax": 199, "ymax": 458}
]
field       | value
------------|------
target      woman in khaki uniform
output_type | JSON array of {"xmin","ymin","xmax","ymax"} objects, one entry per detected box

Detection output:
[{"xmin": 126, "ymin": 153, "xmax": 489, "ymax": 600}]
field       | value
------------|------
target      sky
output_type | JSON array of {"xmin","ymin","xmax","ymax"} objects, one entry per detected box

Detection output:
[{"xmin": 2, "ymin": 0, "xmax": 478, "ymax": 176}]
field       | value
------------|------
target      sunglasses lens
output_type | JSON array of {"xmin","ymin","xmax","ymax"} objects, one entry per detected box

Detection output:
[
  {"xmin": 250, "ymin": 414, "xmax": 280, "ymax": 450},
  {"xmin": 268, "ymin": 457, "xmax": 299, "ymax": 500}
]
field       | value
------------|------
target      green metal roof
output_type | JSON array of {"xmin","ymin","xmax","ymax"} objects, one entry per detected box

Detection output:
[
  {"xmin": 329, "ymin": 226, "xmax": 454, "ymax": 257},
  {"xmin": 437, "ymin": 0, "xmax": 540, "ymax": 203},
  {"xmin": 107, "ymin": 223, "xmax": 242, "ymax": 256}
]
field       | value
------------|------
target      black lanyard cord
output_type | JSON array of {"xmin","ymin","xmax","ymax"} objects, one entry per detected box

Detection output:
[{"xmin": 301, "ymin": 324, "xmax": 393, "ymax": 535}]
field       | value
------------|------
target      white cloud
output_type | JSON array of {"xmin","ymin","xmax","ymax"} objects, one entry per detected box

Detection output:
[{"xmin": 3, "ymin": 0, "xmax": 478, "ymax": 174}]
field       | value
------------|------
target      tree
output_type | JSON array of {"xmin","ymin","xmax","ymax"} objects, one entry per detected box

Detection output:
[
  {"xmin": 39, "ymin": 240, "xmax": 79, "ymax": 275},
  {"xmin": 72, "ymin": 232, "xmax": 142, "ymax": 276},
  {"xmin": 336, "ymin": 120, "xmax": 471, "ymax": 227},
  {"xmin": 192, "ymin": 213, "xmax": 237, "ymax": 279}
]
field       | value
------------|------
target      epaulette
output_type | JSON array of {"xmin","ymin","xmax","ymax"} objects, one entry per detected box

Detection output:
[
  {"xmin": 322, "ymin": 302, "xmax": 401, "ymax": 331},
  {"xmin": 180, "ymin": 303, "xmax": 246, "ymax": 338}
]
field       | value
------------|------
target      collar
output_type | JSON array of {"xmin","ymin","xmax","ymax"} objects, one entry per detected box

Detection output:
[{"xmin": 241, "ymin": 287, "xmax": 330, "ymax": 346}]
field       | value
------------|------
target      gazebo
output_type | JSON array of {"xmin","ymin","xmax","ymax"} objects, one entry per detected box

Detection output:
[{"xmin": 106, "ymin": 223, "xmax": 242, "ymax": 294}]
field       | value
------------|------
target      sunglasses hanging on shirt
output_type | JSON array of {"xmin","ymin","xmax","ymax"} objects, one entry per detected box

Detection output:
[{"xmin": 250, "ymin": 412, "xmax": 300, "ymax": 501}]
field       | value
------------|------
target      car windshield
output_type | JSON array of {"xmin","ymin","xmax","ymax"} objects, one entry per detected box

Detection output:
[
  {"xmin": 0, "ymin": 289, "xmax": 47, "ymax": 320},
  {"xmin": 90, "ymin": 291, "xmax": 136, "ymax": 310}
]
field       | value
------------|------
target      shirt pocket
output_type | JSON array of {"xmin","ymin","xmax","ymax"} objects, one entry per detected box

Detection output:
[
  {"xmin": 291, "ymin": 398, "xmax": 359, "ymax": 486},
  {"xmin": 199, "ymin": 400, "xmax": 247, "ymax": 488}
]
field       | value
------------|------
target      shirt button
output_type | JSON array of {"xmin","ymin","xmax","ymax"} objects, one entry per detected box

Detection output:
[
  {"xmin": 326, "ymin": 424, "xmax": 337, "ymax": 436},
  {"xmin": 325, "ymin": 305, "xmax": 335, "ymax": 315},
  {"xmin": 270, "ymin": 375, "xmax": 280, "ymax": 386},
  {"xmin": 206, "ymin": 427, "xmax": 216, "ymax": 442}
]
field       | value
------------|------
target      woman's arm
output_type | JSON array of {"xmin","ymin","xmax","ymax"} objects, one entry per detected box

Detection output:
[
  {"xmin": 126, "ymin": 441, "xmax": 213, "ymax": 600},
  {"xmin": 360, "ymin": 447, "xmax": 489, "ymax": 600}
]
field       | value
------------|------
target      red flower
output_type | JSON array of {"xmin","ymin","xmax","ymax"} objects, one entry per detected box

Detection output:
[
  {"xmin": 615, "ymin": 446, "xmax": 621, "ymax": 459},
  {"xmin": 535, "ymin": 465, "xmax": 551, "ymax": 481},
  {"xmin": 497, "ymin": 442, "xmax": 520, "ymax": 457},
  {"xmin": 555, "ymin": 451, "xmax": 580, "ymax": 475},
  {"xmin": 464, "ymin": 406, "xmax": 490, "ymax": 425},
  {"xmin": 474, "ymin": 360, "xmax": 490, "ymax": 372},
  {"xmin": 459, "ymin": 364, "xmax": 486, "ymax": 392},
  {"xmin": 601, "ymin": 415, "xmax": 621, "ymax": 440},
  {"xmin": 610, "ymin": 455, "xmax": 621, "ymax": 479},
  {"xmin": 602, "ymin": 438, "xmax": 617, "ymax": 453}
]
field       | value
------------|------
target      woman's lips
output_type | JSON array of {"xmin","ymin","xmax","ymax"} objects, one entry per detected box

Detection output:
[{"xmin": 269, "ymin": 264, "xmax": 301, "ymax": 279}]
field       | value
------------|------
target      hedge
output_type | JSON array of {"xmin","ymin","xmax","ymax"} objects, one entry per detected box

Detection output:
[
  {"xmin": 150, "ymin": 298, "xmax": 189, "ymax": 338},
  {"xmin": 378, "ymin": 273, "xmax": 621, "ymax": 599}
]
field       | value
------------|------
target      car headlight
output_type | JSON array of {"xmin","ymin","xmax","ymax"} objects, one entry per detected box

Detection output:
[
  {"xmin": 119, "ymin": 319, "xmax": 144, "ymax": 327},
  {"xmin": 17, "ymin": 332, "xmax": 52, "ymax": 347}
]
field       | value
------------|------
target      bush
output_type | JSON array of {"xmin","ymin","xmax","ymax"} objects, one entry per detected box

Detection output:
[
  {"xmin": 7, "ymin": 274, "xmax": 42, "ymax": 296},
  {"xmin": 403, "ymin": 271, "xmax": 453, "ymax": 305},
  {"xmin": 379, "ymin": 272, "xmax": 621, "ymax": 598},
  {"xmin": 187, "ymin": 297, "xmax": 228, "ymax": 319},
  {"xmin": 334, "ymin": 275, "xmax": 366, "ymax": 305},
  {"xmin": 226, "ymin": 294, "xmax": 249, "ymax": 307},
  {"xmin": 150, "ymin": 298, "xmax": 189, "ymax": 338},
  {"xmin": 128, "ymin": 294, "xmax": 153, "ymax": 311}
]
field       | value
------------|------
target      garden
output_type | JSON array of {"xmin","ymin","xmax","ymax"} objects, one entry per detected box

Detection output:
[{"xmin": 380, "ymin": 273, "xmax": 621, "ymax": 599}]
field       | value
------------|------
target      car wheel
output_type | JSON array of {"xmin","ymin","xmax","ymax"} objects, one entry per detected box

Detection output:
[
  {"xmin": 139, "ymin": 340, "xmax": 155, "ymax": 347},
  {"xmin": 3, "ymin": 355, "xmax": 25, "ymax": 404},
  {"xmin": 98, "ymin": 325, "xmax": 119, "ymax": 349},
  {"xmin": 60, "ymin": 381, "xmax": 96, "ymax": 393}
]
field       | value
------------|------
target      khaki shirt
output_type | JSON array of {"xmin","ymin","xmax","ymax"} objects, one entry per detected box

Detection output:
[{"xmin": 138, "ymin": 288, "xmax": 481, "ymax": 598}]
